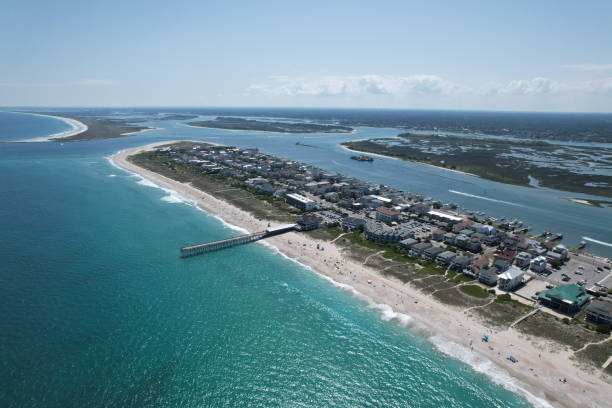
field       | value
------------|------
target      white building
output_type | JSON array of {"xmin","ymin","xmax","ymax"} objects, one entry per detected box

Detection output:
[
  {"xmin": 530, "ymin": 256, "xmax": 547, "ymax": 273},
  {"xmin": 498, "ymin": 268, "xmax": 524, "ymax": 291},
  {"xmin": 553, "ymin": 245, "xmax": 569, "ymax": 261},
  {"xmin": 285, "ymin": 193, "xmax": 316, "ymax": 211}
]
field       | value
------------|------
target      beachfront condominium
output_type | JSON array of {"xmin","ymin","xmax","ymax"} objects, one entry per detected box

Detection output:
[{"xmin": 285, "ymin": 193, "xmax": 316, "ymax": 212}]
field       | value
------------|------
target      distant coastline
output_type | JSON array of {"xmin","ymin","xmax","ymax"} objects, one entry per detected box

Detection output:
[
  {"xmin": 15, "ymin": 112, "xmax": 88, "ymax": 142},
  {"xmin": 186, "ymin": 116, "xmax": 354, "ymax": 134}
]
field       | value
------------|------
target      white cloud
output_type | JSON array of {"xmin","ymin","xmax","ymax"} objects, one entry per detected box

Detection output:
[
  {"xmin": 561, "ymin": 63, "xmax": 612, "ymax": 72},
  {"xmin": 247, "ymin": 74, "xmax": 465, "ymax": 97},
  {"xmin": 490, "ymin": 77, "xmax": 560, "ymax": 95}
]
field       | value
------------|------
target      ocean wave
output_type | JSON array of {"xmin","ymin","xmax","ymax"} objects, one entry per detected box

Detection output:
[
  {"xmin": 430, "ymin": 335, "xmax": 553, "ymax": 408},
  {"xmin": 258, "ymin": 240, "xmax": 418, "ymax": 329},
  {"xmin": 448, "ymin": 189, "xmax": 526, "ymax": 207},
  {"xmin": 128, "ymin": 174, "xmax": 196, "ymax": 206},
  {"xmin": 210, "ymin": 214, "xmax": 250, "ymax": 235},
  {"xmin": 257, "ymin": 238, "xmax": 552, "ymax": 408}
]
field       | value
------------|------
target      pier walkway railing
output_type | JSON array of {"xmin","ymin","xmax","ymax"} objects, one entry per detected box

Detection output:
[{"xmin": 180, "ymin": 223, "xmax": 296, "ymax": 258}]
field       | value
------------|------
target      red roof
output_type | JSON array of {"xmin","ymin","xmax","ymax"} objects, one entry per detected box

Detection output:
[{"xmin": 376, "ymin": 206, "xmax": 399, "ymax": 216}]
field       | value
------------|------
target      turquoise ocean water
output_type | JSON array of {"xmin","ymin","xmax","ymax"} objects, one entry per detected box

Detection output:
[{"xmin": 0, "ymin": 111, "xmax": 590, "ymax": 407}]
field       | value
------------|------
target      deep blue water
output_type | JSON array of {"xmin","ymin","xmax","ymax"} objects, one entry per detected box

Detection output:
[{"xmin": 0, "ymin": 111, "xmax": 594, "ymax": 407}]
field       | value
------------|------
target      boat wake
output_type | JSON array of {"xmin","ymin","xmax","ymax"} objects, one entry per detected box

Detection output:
[
  {"xmin": 583, "ymin": 237, "xmax": 612, "ymax": 248},
  {"xmin": 448, "ymin": 190, "xmax": 525, "ymax": 207}
]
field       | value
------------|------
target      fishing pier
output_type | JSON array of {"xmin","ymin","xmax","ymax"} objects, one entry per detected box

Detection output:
[{"xmin": 180, "ymin": 223, "xmax": 296, "ymax": 258}]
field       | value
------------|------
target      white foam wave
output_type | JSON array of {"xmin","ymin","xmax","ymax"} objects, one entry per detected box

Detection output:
[
  {"xmin": 161, "ymin": 190, "xmax": 188, "ymax": 203},
  {"xmin": 448, "ymin": 190, "xmax": 525, "ymax": 207},
  {"xmin": 257, "ymin": 238, "xmax": 552, "ymax": 407},
  {"xmin": 210, "ymin": 214, "xmax": 250, "ymax": 235},
  {"xmin": 257, "ymin": 240, "xmax": 417, "ymax": 328},
  {"xmin": 128, "ymin": 174, "xmax": 195, "ymax": 206},
  {"xmin": 430, "ymin": 335, "xmax": 553, "ymax": 408},
  {"xmin": 137, "ymin": 178, "xmax": 159, "ymax": 188},
  {"xmin": 583, "ymin": 237, "xmax": 612, "ymax": 248}
]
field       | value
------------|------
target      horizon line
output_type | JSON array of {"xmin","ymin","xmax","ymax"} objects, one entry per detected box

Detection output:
[{"xmin": 2, "ymin": 105, "xmax": 612, "ymax": 115}]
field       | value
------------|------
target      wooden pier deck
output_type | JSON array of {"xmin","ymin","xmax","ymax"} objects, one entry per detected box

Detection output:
[{"xmin": 180, "ymin": 223, "xmax": 296, "ymax": 258}]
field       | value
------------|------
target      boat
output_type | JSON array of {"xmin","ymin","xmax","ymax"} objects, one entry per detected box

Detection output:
[
  {"xmin": 350, "ymin": 155, "xmax": 374, "ymax": 162},
  {"xmin": 577, "ymin": 241, "xmax": 586, "ymax": 249},
  {"xmin": 550, "ymin": 233, "xmax": 563, "ymax": 241}
]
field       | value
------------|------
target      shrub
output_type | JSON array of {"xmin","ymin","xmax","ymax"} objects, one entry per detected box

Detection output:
[
  {"xmin": 596, "ymin": 324, "xmax": 611, "ymax": 334},
  {"xmin": 562, "ymin": 318, "xmax": 570, "ymax": 325}
]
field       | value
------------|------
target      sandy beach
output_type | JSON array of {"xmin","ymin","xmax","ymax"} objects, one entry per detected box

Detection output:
[
  {"xmin": 120, "ymin": 127, "xmax": 164, "ymax": 136},
  {"xmin": 110, "ymin": 141, "xmax": 611, "ymax": 408},
  {"xmin": 15, "ymin": 112, "xmax": 88, "ymax": 142}
]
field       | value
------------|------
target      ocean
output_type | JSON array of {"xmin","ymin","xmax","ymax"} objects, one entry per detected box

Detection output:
[{"xmin": 0, "ymin": 110, "xmax": 592, "ymax": 407}]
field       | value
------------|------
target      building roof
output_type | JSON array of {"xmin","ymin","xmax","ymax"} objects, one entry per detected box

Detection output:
[
  {"xmin": 438, "ymin": 251, "xmax": 457, "ymax": 259},
  {"xmin": 499, "ymin": 268, "xmax": 524, "ymax": 280},
  {"xmin": 412, "ymin": 242, "xmax": 432, "ymax": 250},
  {"xmin": 399, "ymin": 238, "xmax": 418, "ymax": 247},
  {"xmin": 587, "ymin": 299, "xmax": 612, "ymax": 315},
  {"xmin": 425, "ymin": 246, "xmax": 444, "ymax": 255},
  {"xmin": 453, "ymin": 255, "xmax": 472, "ymax": 265},
  {"xmin": 427, "ymin": 210, "xmax": 463, "ymax": 222},
  {"xmin": 297, "ymin": 215, "xmax": 321, "ymax": 225},
  {"xmin": 376, "ymin": 206, "xmax": 399, "ymax": 216},
  {"xmin": 538, "ymin": 284, "xmax": 589, "ymax": 305},
  {"xmin": 286, "ymin": 193, "xmax": 314, "ymax": 204}
]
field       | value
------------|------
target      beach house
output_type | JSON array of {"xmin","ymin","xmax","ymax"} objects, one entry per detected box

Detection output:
[
  {"xmin": 497, "ymin": 268, "xmax": 524, "ymax": 291},
  {"xmin": 586, "ymin": 299, "xmax": 612, "ymax": 326}
]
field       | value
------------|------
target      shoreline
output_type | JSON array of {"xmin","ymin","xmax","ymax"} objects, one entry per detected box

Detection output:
[
  {"xmin": 184, "ymin": 122, "xmax": 356, "ymax": 135},
  {"xmin": 110, "ymin": 141, "xmax": 611, "ymax": 408},
  {"xmin": 13, "ymin": 112, "xmax": 88, "ymax": 142},
  {"xmin": 120, "ymin": 126, "xmax": 164, "ymax": 136},
  {"xmin": 340, "ymin": 143, "xmax": 482, "ymax": 178}
]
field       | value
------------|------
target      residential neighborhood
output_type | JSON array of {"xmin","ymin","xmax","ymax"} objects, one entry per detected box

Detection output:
[{"xmin": 155, "ymin": 143, "xmax": 612, "ymax": 326}]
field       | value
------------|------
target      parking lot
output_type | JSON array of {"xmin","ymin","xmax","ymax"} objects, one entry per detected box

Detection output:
[{"xmin": 531, "ymin": 253, "xmax": 612, "ymax": 291}]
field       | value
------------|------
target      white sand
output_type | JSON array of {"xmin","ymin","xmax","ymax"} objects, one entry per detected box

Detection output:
[
  {"xmin": 120, "ymin": 127, "xmax": 163, "ymax": 136},
  {"xmin": 110, "ymin": 141, "xmax": 611, "ymax": 408},
  {"xmin": 569, "ymin": 198, "xmax": 594, "ymax": 206},
  {"xmin": 15, "ymin": 112, "xmax": 88, "ymax": 142}
]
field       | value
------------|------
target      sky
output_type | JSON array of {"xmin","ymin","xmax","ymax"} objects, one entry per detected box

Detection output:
[{"xmin": 1, "ymin": 0, "xmax": 612, "ymax": 112}]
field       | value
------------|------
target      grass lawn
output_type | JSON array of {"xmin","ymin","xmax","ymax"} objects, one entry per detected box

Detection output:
[
  {"xmin": 433, "ymin": 286, "xmax": 491, "ymax": 308},
  {"xmin": 475, "ymin": 300, "xmax": 533, "ymax": 328},
  {"xmin": 516, "ymin": 312, "xmax": 608, "ymax": 351},
  {"xmin": 460, "ymin": 284, "xmax": 490, "ymax": 298},
  {"xmin": 574, "ymin": 340, "xmax": 612, "ymax": 369}
]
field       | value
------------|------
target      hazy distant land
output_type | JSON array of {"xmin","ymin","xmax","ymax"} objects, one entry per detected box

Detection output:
[{"xmin": 187, "ymin": 116, "xmax": 354, "ymax": 133}]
